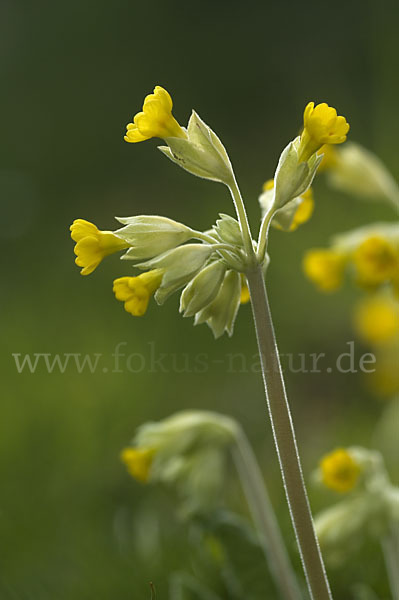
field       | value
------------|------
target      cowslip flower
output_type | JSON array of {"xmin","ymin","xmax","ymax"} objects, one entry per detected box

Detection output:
[
  {"xmin": 353, "ymin": 235, "xmax": 399, "ymax": 288},
  {"xmin": 354, "ymin": 294, "xmax": 399, "ymax": 345},
  {"xmin": 302, "ymin": 249, "xmax": 347, "ymax": 292},
  {"xmin": 113, "ymin": 270, "xmax": 164, "ymax": 316},
  {"xmin": 120, "ymin": 447, "xmax": 155, "ymax": 483},
  {"xmin": 298, "ymin": 102, "xmax": 350, "ymax": 163},
  {"xmin": 124, "ymin": 86, "xmax": 187, "ymax": 143},
  {"xmin": 320, "ymin": 448, "xmax": 361, "ymax": 493},
  {"xmin": 70, "ymin": 219, "xmax": 129, "ymax": 275}
]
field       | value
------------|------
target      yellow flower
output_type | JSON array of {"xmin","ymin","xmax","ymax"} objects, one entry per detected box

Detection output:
[
  {"xmin": 113, "ymin": 270, "xmax": 164, "ymax": 316},
  {"xmin": 289, "ymin": 188, "xmax": 314, "ymax": 231},
  {"xmin": 298, "ymin": 102, "xmax": 350, "ymax": 163},
  {"xmin": 317, "ymin": 144, "xmax": 339, "ymax": 172},
  {"xmin": 354, "ymin": 295, "xmax": 399, "ymax": 345},
  {"xmin": 320, "ymin": 448, "xmax": 360, "ymax": 493},
  {"xmin": 303, "ymin": 248, "xmax": 347, "ymax": 292},
  {"xmin": 353, "ymin": 236, "xmax": 399, "ymax": 287},
  {"xmin": 120, "ymin": 447, "xmax": 155, "ymax": 483},
  {"xmin": 124, "ymin": 86, "xmax": 187, "ymax": 143},
  {"xmin": 70, "ymin": 219, "xmax": 129, "ymax": 276},
  {"xmin": 240, "ymin": 275, "xmax": 250, "ymax": 304}
]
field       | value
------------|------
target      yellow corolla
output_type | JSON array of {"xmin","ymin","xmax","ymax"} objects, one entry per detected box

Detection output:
[
  {"xmin": 124, "ymin": 85, "xmax": 187, "ymax": 143},
  {"xmin": 353, "ymin": 236, "xmax": 399, "ymax": 287},
  {"xmin": 354, "ymin": 295, "xmax": 399, "ymax": 345},
  {"xmin": 70, "ymin": 219, "xmax": 129, "ymax": 276},
  {"xmin": 298, "ymin": 102, "xmax": 350, "ymax": 163},
  {"xmin": 303, "ymin": 248, "xmax": 347, "ymax": 292},
  {"xmin": 113, "ymin": 270, "xmax": 164, "ymax": 316},
  {"xmin": 320, "ymin": 448, "xmax": 360, "ymax": 493},
  {"xmin": 120, "ymin": 447, "xmax": 155, "ymax": 483}
]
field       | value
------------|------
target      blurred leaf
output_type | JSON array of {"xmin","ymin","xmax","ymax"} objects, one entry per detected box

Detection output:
[
  {"xmin": 194, "ymin": 511, "xmax": 273, "ymax": 600},
  {"xmin": 169, "ymin": 572, "xmax": 222, "ymax": 600}
]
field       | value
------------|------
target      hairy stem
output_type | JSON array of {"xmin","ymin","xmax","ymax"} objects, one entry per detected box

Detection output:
[
  {"xmin": 227, "ymin": 175, "xmax": 257, "ymax": 264},
  {"xmin": 232, "ymin": 426, "xmax": 303, "ymax": 600},
  {"xmin": 246, "ymin": 265, "xmax": 333, "ymax": 600},
  {"xmin": 381, "ymin": 529, "xmax": 399, "ymax": 600}
]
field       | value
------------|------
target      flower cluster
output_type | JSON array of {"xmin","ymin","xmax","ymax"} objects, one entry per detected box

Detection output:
[
  {"xmin": 303, "ymin": 223, "xmax": 399, "ymax": 294},
  {"xmin": 120, "ymin": 411, "xmax": 238, "ymax": 513},
  {"xmin": 70, "ymin": 86, "xmax": 350, "ymax": 337},
  {"xmin": 314, "ymin": 446, "xmax": 399, "ymax": 565}
]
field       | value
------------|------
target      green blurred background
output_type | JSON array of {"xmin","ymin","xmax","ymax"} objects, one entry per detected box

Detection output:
[{"xmin": 1, "ymin": 0, "xmax": 398, "ymax": 598}]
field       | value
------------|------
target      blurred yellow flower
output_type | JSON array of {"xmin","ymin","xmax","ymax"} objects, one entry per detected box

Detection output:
[
  {"xmin": 70, "ymin": 219, "xmax": 128, "ymax": 276},
  {"xmin": 353, "ymin": 236, "xmax": 399, "ymax": 288},
  {"xmin": 240, "ymin": 275, "xmax": 250, "ymax": 304},
  {"xmin": 120, "ymin": 447, "xmax": 155, "ymax": 483},
  {"xmin": 354, "ymin": 295, "xmax": 399, "ymax": 345},
  {"xmin": 320, "ymin": 448, "xmax": 360, "ymax": 493},
  {"xmin": 113, "ymin": 270, "xmax": 164, "ymax": 316},
  {"xmin": 124, "ymin": 86, "xmax": 187, "ymax": 143},
  {"xmin": 289, "ymin": 188, "xmax": 314, "ymax": 232},
  {"xmin": 303, "ymin": 249, "xmax": 346, "ymax": 292},
  {"xmin": 298, "ymin": 102, "xmax": 349, "ymax": 163}
]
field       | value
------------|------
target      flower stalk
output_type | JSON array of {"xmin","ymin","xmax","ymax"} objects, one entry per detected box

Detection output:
[
  {"xmin": 381, "ymin": 530, "xmax": 399, "ymax": 600},
  {"xmin": 232, "ymin": 425, "xmax": 302, "ymax": 600},
  {"xmin": 246, "ymin": 264, "xmax": 332, "ymax": 600}
]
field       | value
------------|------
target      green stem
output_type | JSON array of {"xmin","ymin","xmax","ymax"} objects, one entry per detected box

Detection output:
[
  {"xmin": 227, "ymin": 175, "xmax": 257, "ymax": 264},
  {"xmin": 381, "ymin": 530, "xmax": 399, "ymax": 600},
  {"xmin": 246, "ymin": 265, "xmax": 332, "ymax": 600},
  {"xmin": 232, "ymin": 426, "xmax": 303, "ymax": 600},
  {"xmin": 257, "ymin": 208, "xmax": 274, "ymax": 263}
]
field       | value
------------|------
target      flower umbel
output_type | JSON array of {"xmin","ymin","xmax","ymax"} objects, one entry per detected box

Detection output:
[
  {"xmin": 70, "ymin": 219, "xmax": 129, "ymax": 275},
  {"xmin": 124, "ymin": 86, "xmax": 187, "ymax": 143},
  {"xmin": 298, "ymin": 102, "xmax": 350, "ymax": 163},
  {"xmin": 320, "ymin": 448, "xmax": 361, "ymax": 493},
  {"xmin": 113, "ymin": 270, "xmax": 164, "ymax": 316}
]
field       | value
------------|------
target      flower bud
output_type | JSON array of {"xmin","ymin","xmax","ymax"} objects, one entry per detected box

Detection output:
[
  {"xmin": 115, "ymin": 215, "xmax": 193, "ymax": 260},
  {"xmin": 137, "ymin": 243, "xmax": 214, "ymax": 304},
  {"xmin": 195, "ymin": 270, "xmax": 241, "ymax": 338},
  {"xmin": 180, "ymin": 260, "xmax": 226, "ymax": 317},
  {"xmin": 212, "ymin": 213, "xmax": 244, "ymax": 246}
]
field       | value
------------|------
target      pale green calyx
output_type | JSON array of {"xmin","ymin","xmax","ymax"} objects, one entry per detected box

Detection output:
[
  {"xmin": 195, "ymin": 270, "xmax": 241, "ymax": 338},
  {"xmin": 326, "ymin": 142, "xmax": 399, "ymax": 209},
  {"xmin": 273, "ymin": 136, "xmax": 322, "ymax": 210},
  {"xmin": 212, "ymin": 213, "xmax": 244, "ymax": 246},
  {"xmin": 180, "ymin": 260, "xmax": 227, "ymax": 317},
  {"xmin": 115, "ymin": 215, "xmax": 194, "ymax": 260},
  {"xmin": 158, "ymin": 111, "xmax": 234, "ymax": 184},
  {"xmin": 137, "ymin": 243, "xmax": 214, "ymax": 304}
]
